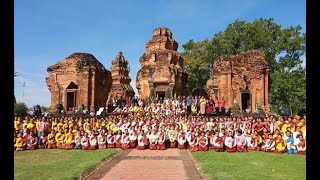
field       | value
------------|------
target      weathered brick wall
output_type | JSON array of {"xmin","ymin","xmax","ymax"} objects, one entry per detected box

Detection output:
[
  {"xmin": 207, "ymin": 50, "xmax": 270, "ymax": 112},
  {"xmin": 46, "ymin": 53, "xmax": 112, "ymax": 112}
]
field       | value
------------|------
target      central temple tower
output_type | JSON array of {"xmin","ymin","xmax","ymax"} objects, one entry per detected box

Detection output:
[{"xmin": 136, "ymin": 27, "xmax": 187, "ymax": 99}]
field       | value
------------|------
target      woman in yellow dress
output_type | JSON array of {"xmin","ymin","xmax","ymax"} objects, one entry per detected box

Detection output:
[
  {"xmin": 51, "ymin": 118, "xmax": 58, "ymax": 131},
  {"xmin": 14, "ymin": 117, "xmax": 23, "ymax": 131},
  {"xmin": 55, "ymin": 129, "xmax": 64, "ymax": 148},
  {"xmin": 274, "ymin": 134, "xmax": 286, "ymax": 153},
  {"xmin": 252, "ymin": 130, "xmax": 262, "ymax": 150},
  {"xmin": 47, "ymin": 130, "xmax": 56, "ymax": 149},
  {"xmin": 111, "ymin": 121, "xmax": 119, "ymax": 134},
  {"xmin": 191, "ymin": 102, "xmax": 197, "ymax": 115},
  {"xmin": 57, "ymin": 119, "xmax": 64, "ymax": 131},
  {"xmin": 14, "ymin": 133, "xmax": 26, "ymax": 151},
  {"xmin": 133, "ymin": 105, "xmax": 139, "ymax": 114},
  {"xmin": 65, "ymin": 129, "xmax": 75, "ymax": 150}
]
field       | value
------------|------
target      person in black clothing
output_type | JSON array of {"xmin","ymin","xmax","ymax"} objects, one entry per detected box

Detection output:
[
  {"xmin": 134, "ymin": 96, "xmax": 139, "ymax": 106},
  {"xmin": 226, "ymin": 109, "xmax": 232, "ymax": 116},
  {"xmin": 121, "ymin": 96, "xmax": 126, "ymax": 108},
  {"xmin": 131, "ymin": 96, "xmax": 135, "ymax": 107},
  {"xmin": 107, "ymin": 101, "xmax": 113, "ymax": 113},
  {"xmin": 186, "ymin": 96, "xmax": 192, "ymax": 115},
  {"xmin": 214, "ymin": 97, "xmax": 220, "ymax": 116}
]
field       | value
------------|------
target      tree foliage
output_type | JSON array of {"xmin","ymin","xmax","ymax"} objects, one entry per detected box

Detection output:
[
  {"xmin": 14, "ymin": 102, "xmax": 28, "ymax": 117},
  {"xmin": 40, "ymin": 106, "xmax": 48, "ymax": 112},
  {"xmin": 269, "ymin": 67, "xmax": 306, "ymax": 115},
  {"xmin": 182, "ymin": 18, "xmax": 306, "ymax": 114},
  {"xmin": 149, "ymin": 87, "xmax": 156, "ymax": 98},
  {"xmin": 182, "ymin": 39, "xmax": 211, "ymax": 94},
  {"xmin": 165, "ymin": 88, "xmax": 172, "ymax": 99}
]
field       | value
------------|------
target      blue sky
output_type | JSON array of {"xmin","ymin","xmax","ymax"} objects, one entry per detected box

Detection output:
[{"xmin": 14, "ymin": 0, "xmax": 306, "ymax": 108}]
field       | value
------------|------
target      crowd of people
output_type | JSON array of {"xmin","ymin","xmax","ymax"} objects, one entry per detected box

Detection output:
[
  {"xmin": 106, "ymin": 96, "xmax": 230, "ymax": 116},
  {"xmin": 13, "ymin": 96, "xmax": 306, "ymax": 155}
]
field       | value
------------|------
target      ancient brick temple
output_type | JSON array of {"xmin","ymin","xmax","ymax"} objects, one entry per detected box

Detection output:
[
  {"xmin": 108, "ymin": 52, "xmax": 135, "ymax": 98},
  {"xmin": 206, "ymin": 50, "xmax": 270, "ymax": 112},
  {"xmin": 46, "ymin": 53, "xmax": 112, "ymax": 112},
  {"xmin": 136, "ymin": 27, "xmax": 187, "ymax": 99}
]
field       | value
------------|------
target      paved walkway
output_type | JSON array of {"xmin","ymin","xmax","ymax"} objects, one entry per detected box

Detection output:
[{"xmin": 84, "ymin": 149, "xmax": 202, "ymax": 180}]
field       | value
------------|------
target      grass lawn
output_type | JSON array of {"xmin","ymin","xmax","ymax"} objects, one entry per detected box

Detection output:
[
  {"xmin": 14, "ymin": 148, "xmax": 119, "ymax": 180},
  {"xmin": 192, "ymin": 151, "xmax": 306, "ymax": 180}
]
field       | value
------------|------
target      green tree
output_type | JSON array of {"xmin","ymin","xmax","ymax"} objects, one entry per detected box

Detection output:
[
  {"xmin": 182, "ymin": 39, "xmax": 211, "ymax": 94},
  {"xmin": 182, "ymin": 18, "xmax": 306, "ymax": 114},
  {"xmin": 165, "ymin": 88, "xmax": 172, "ymax": 99},
  {"xmin": 40, "ymin": 106, "xmax": 48, "ymax": 112},
  {"xmin": 269, "ymin": 66, "xmax": 306, "ymax": 115},
  {"xmin": 149, "ymin": 87, "xmax": 156, "ymax": 98},
  {"xmin": 14, "ymin": 102, "xmax": 28, "ymax": 117}
]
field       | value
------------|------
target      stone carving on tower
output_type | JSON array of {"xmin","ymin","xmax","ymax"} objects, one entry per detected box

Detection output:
[{"xmin": 108, "ymin": 52, "xmax": 135, "ymax": 99}]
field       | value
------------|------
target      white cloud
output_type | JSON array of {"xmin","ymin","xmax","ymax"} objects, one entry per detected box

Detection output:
[
  {"xmin": 301, "ymin": 55, "xmax": 306, "ymax": 67},
  {"xmin": 14, "ymin": 71, "xmax": 50, "ymax": 108},
  {"xmin": 15, "ymin": 89, "xmax": 50, "ymax": 108}
]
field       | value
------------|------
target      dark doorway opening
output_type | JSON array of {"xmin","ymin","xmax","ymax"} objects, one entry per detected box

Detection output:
[
  {"xmin": 241, "ymin": 93, "xmax": 250, "ymax": 112},
  {"xmin": 157, "ymin": 92, "xmax": 165, "ymax": 101},
  {"xmin": 67, "ymin": 92, "xmax": 76, "ymax": 111}
]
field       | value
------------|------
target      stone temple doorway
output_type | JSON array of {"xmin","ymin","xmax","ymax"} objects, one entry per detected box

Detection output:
[
  {"xmin": 157, "ymin": 92, "xmax": 165, "ymax": 101},
  {"xmin": 241, "ymin": 90, "xmax": 251, "ymax": 112},
  {"xmin": 66, "ymin": 91, "xmax": 76, "ymax": 111},
  {"xmin": 154, "ymin": 84, "xmax": 168, "ymax": 101},
  {"xmin": 65, "ymin": 82, "xmax": 78, "ymax": 111}
]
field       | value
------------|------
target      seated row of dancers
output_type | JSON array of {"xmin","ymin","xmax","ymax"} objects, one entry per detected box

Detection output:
[{"xmin": 14, "ymin": 125, "xmax": 306, "ymax": 155}]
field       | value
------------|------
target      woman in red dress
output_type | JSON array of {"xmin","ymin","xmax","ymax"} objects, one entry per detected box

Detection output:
[
  {"xmin": 39, "ymin": 132, "xmax": 47, "ymax": 149},
  {"xmin": 26, "ymin": 131, "xmax": 37, "ymax": 150},
  {"xmin": 121, "ymin": 129, "xmax": 130, "ymax": 150},
  {"xmin": 97, "ymin": 131, "xmax": 106, "ymax": 149},
  {"xmin": 129, "ymin": 129, "xmax": 138, "ymax": 148},
  {"xmin": 189, "ymin": 133, "xmax": 199, "ymax": 152},
  {"xmin": 115, "ymin": 130, "xmax": 122, "ymax": 148},
  {"xmin": 225, "ymin": 131, "xmax": 236, "ymax": 152},
  {"xmin": 137, "ymin": 130, "xmax": 148, "ymax": 150},
  {"xmin": 157, "ymin": 129, "xmax": 166, "ymax": 150},
  {"xmin": 177, "ymin": 129, "xmax": 187, "ymax": 149},
  {"xmin": 81, "ymin": 132, "xmax": 89, "ymax": 150},
  {"xmin": 89, "ymin": 130, "xmax": 98, "ymax": 150},
  {"xmin": 198, "ymin": 132, "xmax": 209, "ymax": 151},
  {"xmin": 107, "ymin": 130, "xmax": 115, "ymax": 148},
  {"xmin": 297, "ymin": 135, "xmax": 306, "ymax": 155},
  {"xmin": 206, "ymin": 98, "xmax": 214, "ymax": 114},
  {"xmin": 149, "ymin": 130, "xmax": 158, "ymax": 150},
  {"xmin": 168, "ymin": 126, "xmax": 177, "ymax": 148}
]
